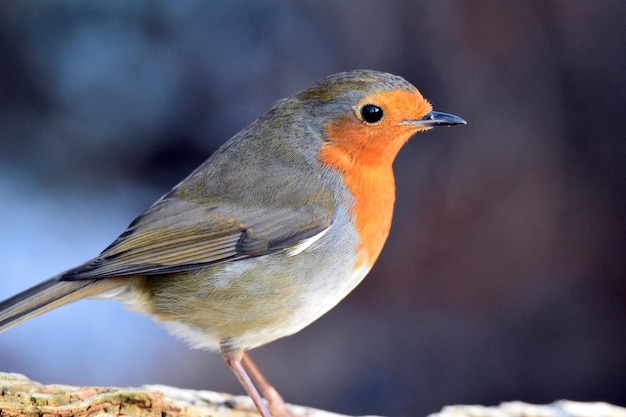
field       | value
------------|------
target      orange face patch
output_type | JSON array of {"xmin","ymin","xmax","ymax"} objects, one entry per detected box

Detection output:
[{"xmin": 318, "ymin": 89, "xmax": 433, "ymax": 268}]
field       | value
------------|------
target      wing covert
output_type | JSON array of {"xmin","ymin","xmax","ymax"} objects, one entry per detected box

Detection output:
[{"xmin": 61, "ymin": 191, "xmax": 334, "ymax": 280}]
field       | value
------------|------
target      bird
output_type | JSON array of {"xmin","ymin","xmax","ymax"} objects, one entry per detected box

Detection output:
[{"xmin": 0, "ymin": 70, "xmax": 465, "ymax": 417}]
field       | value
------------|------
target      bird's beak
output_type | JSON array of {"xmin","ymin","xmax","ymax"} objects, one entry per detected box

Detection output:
[{"xmin": 405, "ymin": 111, "xmax": 466, "ymax": 127}]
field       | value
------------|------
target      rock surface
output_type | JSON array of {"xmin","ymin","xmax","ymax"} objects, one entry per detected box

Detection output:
[{"xmin": 1, "ymin": 372, "xmax": 624, "ymax": 417}]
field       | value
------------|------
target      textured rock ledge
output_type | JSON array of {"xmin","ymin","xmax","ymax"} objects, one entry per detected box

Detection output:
[
  {"xmin": 0, "ymin": 372, "xmax": 372, "ymax": 417},
  {"xmin": 1, "ymin": 372, "xmax": 624, "ymax": 417},
  {"xmin": 429, "ymin": 401, "xmax": 626, "ymax": 417}
]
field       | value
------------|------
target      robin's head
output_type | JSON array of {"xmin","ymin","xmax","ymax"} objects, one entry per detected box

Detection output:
[{"xmin": 299, "ymin": 70, "xmax": 465, "ymax": 170}]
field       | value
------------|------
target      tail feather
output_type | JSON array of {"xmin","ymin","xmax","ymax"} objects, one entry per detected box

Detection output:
[{"xmin": 0, "ymin": 276, "xmax": 101, "ymax": 333}]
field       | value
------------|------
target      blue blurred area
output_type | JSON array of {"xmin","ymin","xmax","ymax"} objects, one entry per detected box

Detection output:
[{"xmin": 1, "ymin": 2, "xmax": 625, "ymax": 416}]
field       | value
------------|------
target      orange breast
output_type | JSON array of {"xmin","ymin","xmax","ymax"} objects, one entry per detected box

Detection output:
[
  {"xmin": 318, "ymin": 124, "xmax": 400, "ymax": 269},
  {"xmin": 340, "ymin": 162, "xmax": 396, "ymax": 269}
]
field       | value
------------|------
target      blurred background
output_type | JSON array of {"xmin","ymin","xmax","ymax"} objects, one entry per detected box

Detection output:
[{"xmin": 0, "ymin": 1, "xmax": 624, "ymax": 416}]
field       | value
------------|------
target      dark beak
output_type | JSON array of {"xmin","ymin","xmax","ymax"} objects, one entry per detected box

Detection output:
[{"xmin": 408, "ymin": 111, "xmax": 466, "ymax": 127}]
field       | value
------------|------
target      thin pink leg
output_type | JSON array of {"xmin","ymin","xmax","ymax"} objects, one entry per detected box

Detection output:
[
  {"xmin": 242, "ymin": 352, "xmax": 294, "ymax": 417},
  {"xmin": 221, "ymin": 345, "xmax": 272, "ymax": 417}
]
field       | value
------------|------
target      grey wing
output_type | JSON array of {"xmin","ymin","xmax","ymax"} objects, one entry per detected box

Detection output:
[{"xmin": 61, "ymin": 191, "xmax": 334, "ymax": 281}]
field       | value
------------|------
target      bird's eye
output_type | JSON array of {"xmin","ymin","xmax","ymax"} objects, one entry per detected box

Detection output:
[{"xmin": 360, "ymin": 104, "xmax": 384, "ymax": 123}]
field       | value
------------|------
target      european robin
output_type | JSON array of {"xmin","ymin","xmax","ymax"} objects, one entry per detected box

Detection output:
[{"xmin": 0, "ymin": 70, "xmax": 465, "ymax": 417}]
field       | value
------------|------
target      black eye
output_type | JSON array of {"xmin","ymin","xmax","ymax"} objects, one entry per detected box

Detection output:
[{"xmin": 360, "ymin": 104, "xmax": 383, "ymax": 123}]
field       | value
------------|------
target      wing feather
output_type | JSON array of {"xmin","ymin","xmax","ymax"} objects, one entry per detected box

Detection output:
[{"xmin": 61, "ymin": 190, "xmax": 334, "ymax": 281}]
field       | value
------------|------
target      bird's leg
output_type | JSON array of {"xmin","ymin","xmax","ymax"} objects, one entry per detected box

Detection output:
[
  {"xmin": 221, "ymin": 345, "xmax": 272, "ymax": 417},
  {"xmin": 242, "ymin": 352, "xmax": 294, "ymax": 417}
]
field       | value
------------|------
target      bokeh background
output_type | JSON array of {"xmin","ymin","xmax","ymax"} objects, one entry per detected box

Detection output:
[{"xmin": 0, "ymin": 1, "xmax": 624, "ymax": 416}]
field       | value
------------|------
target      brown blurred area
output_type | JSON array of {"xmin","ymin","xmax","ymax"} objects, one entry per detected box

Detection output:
[{"xmin": 0, "ymin": 1, "xmax": 624, "ymax": 416}]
